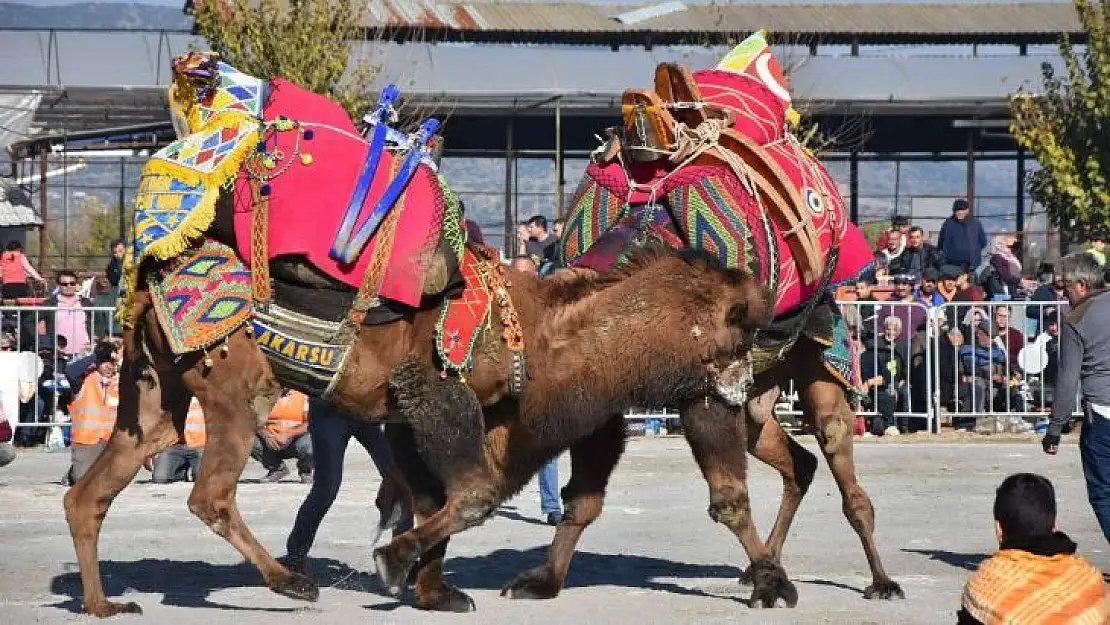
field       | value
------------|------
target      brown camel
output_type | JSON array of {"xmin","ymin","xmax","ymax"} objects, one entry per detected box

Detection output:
[{"xmin": 62, "ymin": 241, "xmax": 767, "ymax": 617}]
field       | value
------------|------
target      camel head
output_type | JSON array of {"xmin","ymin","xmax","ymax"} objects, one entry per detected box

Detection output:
[{"xmin": 674, "ymin": 250, "xmax": 770, "ymax": 407}]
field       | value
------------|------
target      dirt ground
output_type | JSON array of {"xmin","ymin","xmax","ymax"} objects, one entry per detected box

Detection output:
[{"xmin": 1, "ymin": 434, "xmax": 1105, "ymax": 624}]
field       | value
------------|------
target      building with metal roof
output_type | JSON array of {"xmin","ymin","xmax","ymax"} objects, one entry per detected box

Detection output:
[{"xmin": 0, "ymin": 1, "xmax": 1086, "ymax": 255}]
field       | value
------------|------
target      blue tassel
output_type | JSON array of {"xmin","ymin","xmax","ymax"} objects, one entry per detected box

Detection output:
[
  {"xmin": 260, "ymin": 183, "xmax": 271, "ymax": 196},
  {"xmin": 303, "ymin": 129, "xmax": 314, "ymax": 140}
]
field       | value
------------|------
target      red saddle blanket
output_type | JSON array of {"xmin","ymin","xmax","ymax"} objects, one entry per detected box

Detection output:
[{"xmin": 231, "ymin": 78, "xmax": 445, "ymax": 307}]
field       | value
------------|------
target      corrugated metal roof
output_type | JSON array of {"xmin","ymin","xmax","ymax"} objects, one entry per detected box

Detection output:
[
  {"xmin": 364, "ymin": 2, "xmax": 1082, "ymax": 36},
  {"xmin": 0, "ymin": 180, "xmax": 41, "ymax": 228}
]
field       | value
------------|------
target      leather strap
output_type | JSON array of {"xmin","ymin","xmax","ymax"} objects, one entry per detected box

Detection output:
[{"xmin": 250, "ymin": 178, "xmax": 272, "ymax": 309}]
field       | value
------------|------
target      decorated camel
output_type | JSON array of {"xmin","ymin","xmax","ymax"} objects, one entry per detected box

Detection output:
[
  {"xmin": 62, "ymin": 52, "xmax": 768, "ymax": 617},
  {"xmin": 539, "ymin": 31, "xmax": 905, "ymax": 606}
]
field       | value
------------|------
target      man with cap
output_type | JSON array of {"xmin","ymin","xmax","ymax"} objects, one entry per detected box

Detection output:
[
  {"xmin": 878, "ymin": 273, "xmax": 926, "ymax": 345},
  {"xmin": 916, "ymin": 267, "xmax": 945, "ymax": 308},
  {"xmin": 937, "ymin": 198, "xmax": 988, "ymax": 271}
]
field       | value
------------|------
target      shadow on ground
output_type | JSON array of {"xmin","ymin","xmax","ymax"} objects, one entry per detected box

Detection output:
[
  {"xmin": 47, "ymin": 557, "xmax": 382, "ymax": 614},
  {"xmin": 902, "ymin": 549, "xmax": 989, "ymax": 572}
]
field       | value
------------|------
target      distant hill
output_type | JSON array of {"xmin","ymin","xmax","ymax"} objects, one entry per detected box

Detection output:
[{"xmin": 0, "ymin": 2, "xmax": 191, "ymax": 30}]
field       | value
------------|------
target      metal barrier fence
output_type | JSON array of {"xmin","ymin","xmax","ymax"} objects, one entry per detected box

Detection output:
[{"xmin": 1, "ymin": 300, "xmax": 1080, "ymax": 444}]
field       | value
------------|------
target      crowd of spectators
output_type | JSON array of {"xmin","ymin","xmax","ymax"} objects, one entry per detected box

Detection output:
[{"xmin": 842, "ymin": 198, "xmax": 1105, "ymax": 436}]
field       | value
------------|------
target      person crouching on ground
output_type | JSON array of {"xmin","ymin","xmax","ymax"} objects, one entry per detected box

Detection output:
[
  {"xmin": 65, "ymin": 345, "xmax": 119, "ymax": 485},
  {"xmin": 251, "ymin": 389, "xmax": 313, "ymax": 483},
  {"xmin": 958, "ymin": 472, "xmax": 1107, "ymax": 624},
  {"xmin": 150, "ymin": 397, "xmax": 205, "ymax": 483}
]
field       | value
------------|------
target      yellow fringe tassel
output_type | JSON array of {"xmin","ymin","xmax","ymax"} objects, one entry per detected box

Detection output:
[{"xmin": 116, "ymin": 116, "xmax": 260, "ymax": 326}]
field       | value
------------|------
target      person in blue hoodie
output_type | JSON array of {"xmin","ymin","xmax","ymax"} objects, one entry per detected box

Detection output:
[{"xmin": 938, "ymin": 198, "xmax": 988, "ymax": 271}]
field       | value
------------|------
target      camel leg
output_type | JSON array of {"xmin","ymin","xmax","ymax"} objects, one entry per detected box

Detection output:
[
  {"xmin": 799, "ymin": 365, "xmax": 904, "ymax": 600},
  {"xmin": 62, "ymin": 341, "xmax": 184, "ymax": 617},
  {"xmin": 737, "ymin": 383, "xmax": 819, "ymax": 584},
  {"xmin": 682, "ymin": 397, "xmax": 797, "ymax": 608},
  {"xmin": 372, "ymin": 361, "xmax": 498, "ymax": 605},
  {"xmin": 184, "ymin": 377, "xmax": 318, "ymax": 602},
  {"xmin": 502, "ymin": 414, "xmax": 626, "ymax": 600},
  {"xmin": 382, "ymin": 422, "xmax": 476, "ymax": 612}
]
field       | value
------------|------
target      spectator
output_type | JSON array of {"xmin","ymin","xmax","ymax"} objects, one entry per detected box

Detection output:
[
  {"xmin": 251, "ymin": 389, "xmax": 313, "ymax": 483},
  {"xmin": 509, "ymin": 253, "xmax": 563, "ymax": 524},
  {"xmin": 151, "ymin": 397, "xmax": 204, "ymax": 484},
  {"xmin": 90, "ymin": 276, "xmax": 117, "ymax": 337},
  {"xmin": 853, "ymin": 278, "xmax": 878, "ymax": 338},
  {"xmin": 1025, "ymin": 309, "xmax": 1061, "ymax": 410},
  {"xmin": 1086, "ymin": 235, "xmax": 1106, "ymax": 266},
  {"xmin": 1027, "ymin": 265, "xmax": 1066, "ymax": 335},
  {"xmin": 937, "ymin": 198, "xmax": 988, "ymax": 271},
  {"xmin": 991, "ymin": 306, "xmax": 1026, "ymax": 368},
  {"xmin": 106, "ymin": 239, "xmax": 125, "ymax": 296},
  {"xmin": 41, "ymin": 270, "xmax": 93, "ymax": 357},
  {"xmin": 938, "ymin": 324, "xmax": 965, "ymax": 414},
  {"xmin": 1042, "ymin": 252, "xmax": 1110, "ymax": 544},
  {"xmin": 65, "ymin": 345, "xmax": 119, "ymax": 485},
  {"xmin": 958, "ymin": 326, "xmax": 1008, "ymax": 415},
  {"xmin": 889, "ymin": 226, "xmax": 941, "ymax": 277},
  {"xmin": 937, "ymin": 264, "xmax": 962, "ymax": 303},
  {"xmin": 521, "ymin": 215, "xmax": 560, "ymax": 273},
  {"xmin": 282, "ymin": 398, "xmax": 414, "ymax": 572},
  {"xmin": 915, "ymin": 267, "xmax": 945, "ymax": 308},
  {"xmin": 957, "ymin": 473, "xmax": 1107, "ymax": 624},
  {"xmin": 65, "ymin": 340, "xmax": 118, "ymax": 401},
  {"xmin": 985, "ymin": 235, "xmax": 1037, "ymax": 301},
  {"xmin": 954, "ymin": 268, "xmax": 987, "ymax": 303},
  {"xmin": 0, "ymin": 240, "xmax": 44, "ymax": 299},
  {"xmin": 875, "ymin": 227, "xmax": 904, "ymax": 268},
  {"xmin": 878, "ymin": 274, "xmax": 925, "ymax": 345},
  {"xmin": 859, "ymin": 316, "xmax": 907, "ymax": 435}
]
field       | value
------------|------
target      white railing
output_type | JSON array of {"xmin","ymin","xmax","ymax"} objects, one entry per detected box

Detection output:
[{"xmin": 1, "ymin": 301, "xmax": 1079, "ymax": 445}]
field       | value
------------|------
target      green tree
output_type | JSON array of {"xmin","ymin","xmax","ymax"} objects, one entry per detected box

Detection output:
[
  {"xmin": 191, "ymin": 0, "xmax": 379, "ymax": 118},
  {"xmin": 1010, "ymin": 0, "xmax": 1110, "ymax": 239}
]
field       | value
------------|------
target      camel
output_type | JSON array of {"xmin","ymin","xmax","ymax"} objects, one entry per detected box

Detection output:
[
  {"xmin": 63, "ymin": 236, "xmax": 768, "ymax": 616},
  {"xmin": 529, "ymin": 43, "xmax": 906, "ymax": 607}
]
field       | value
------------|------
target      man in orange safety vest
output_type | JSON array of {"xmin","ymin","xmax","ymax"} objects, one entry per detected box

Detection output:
[
  {"xmin": 250, "ymin": 389, "xmax": 313, "ymax": 483},
  {"xmin": 65, "ymin": 344, "xmax": 119, "ymax": 485},
  {"xmin": 150, "ymin": 397, "xmax": 205, "ymax": 483}
]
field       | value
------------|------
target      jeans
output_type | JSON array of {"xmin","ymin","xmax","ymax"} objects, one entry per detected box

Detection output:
[
  {"xmin": 152, "ymin": 445, "xmax": 203, "ymax": 483},
  {"xmin": 286, "ymin": 399, "xmax": 414, "ymax": 560},
  {"xmin": 1080, "ymin": 409, "xmax": 1110, "ymax": 545},
  {"xmin": 251, "ymin": 433, "xmax": 313, "ymax": 475},
  {"xmin": 538, "ymin": 457, "xmax": 562, "ymax": 515}
]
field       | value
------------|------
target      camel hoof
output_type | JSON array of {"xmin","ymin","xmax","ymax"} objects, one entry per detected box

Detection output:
[
  {"xmin": 501, "ymin": 566, "xmax": 562, "ymax": 600},
  {"xmin": 373, "ymin": 544, "xmax": 416, "ymax": 597},
  {"xmin": 863, "ymin": 580, "xmax": 905, "ymax": 600},
  {"xmin": 420, "ymin": 584, "xmax": 477, "ymax": 612},
  {"xmin": 747, "ymin": 558, "xmax": 797, "ymax": 609},
  {"xmin": 85, "ymin": 600, "xmax": 143, "ymax": 617},
  {"xmin": 270, "ymin": 571, "xmax": 319, "ymax": 602}
]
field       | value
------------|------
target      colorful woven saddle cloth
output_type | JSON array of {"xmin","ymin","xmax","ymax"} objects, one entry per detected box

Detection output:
[
  {"xmin": 562, "ymin": 30, "xmax": 873, "ymax": 319},
  {"xmin": 148, "ymin": 238, "xmax": 253, "ymax": 355},
  {"xmin": 435, "ymin": 247, "xmax": 495, "ymax": 373},
  {"xmin": 229, "ymin": 78, "xmax": 449, "ymax": 306},
  {"xmin": 128, "ymin": 54, "xmax": 450, "ymax": 314}
]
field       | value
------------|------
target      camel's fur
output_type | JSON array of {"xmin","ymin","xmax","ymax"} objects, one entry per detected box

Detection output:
[{"xmin": 62, "ymin": 239, "xmax": 768, "ymax": 616}]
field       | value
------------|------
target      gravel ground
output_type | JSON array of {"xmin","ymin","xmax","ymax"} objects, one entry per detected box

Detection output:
[{"xmin": 1, "ymin": 434, "xmax": 1106, "ymax": 624}]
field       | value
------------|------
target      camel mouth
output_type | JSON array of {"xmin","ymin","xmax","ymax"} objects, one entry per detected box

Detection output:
[{"xmin": 708, "ymin": 359, "xmax": 753, "ymax": 407}]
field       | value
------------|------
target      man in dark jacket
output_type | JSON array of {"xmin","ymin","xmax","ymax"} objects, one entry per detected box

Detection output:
[
  {"xmin": 889, "ymin": 226, "xmax": 942, "ymax": 277},
  {"xmin": 937, "ymin": 198, "xmax": 988, "ymax": 271},
  {"xmin": 105, "ymin": 239, "xmax": 125, "ymax": 297}
]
